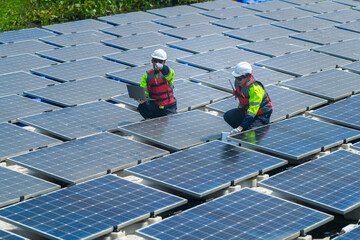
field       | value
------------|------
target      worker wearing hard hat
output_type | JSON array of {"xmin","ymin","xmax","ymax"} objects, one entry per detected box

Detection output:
[
  {"xmin": 224, "ymin": 62, "xmax": 273, "ymax": 135},
  {"xmin": 137, "ymin": 49, "xmax": 177, "ymax": 119}
]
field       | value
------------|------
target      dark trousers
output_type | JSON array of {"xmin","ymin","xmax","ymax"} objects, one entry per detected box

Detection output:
[
  {"xmin": 223, "ymin": 108, "xmax": 270, "ymax": 130},
  {"xmin": 137, "ymin": 102, "xmax": 177, "ymax": 119}
]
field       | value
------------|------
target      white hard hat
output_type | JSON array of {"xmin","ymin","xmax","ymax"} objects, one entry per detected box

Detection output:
[
  {"xmin": 152, "ymin": 49, "xmax": 167, "ymax": 60},
  {"xmin": 232, "ymin": 62, "xmax": 252, "ymax": 77}
]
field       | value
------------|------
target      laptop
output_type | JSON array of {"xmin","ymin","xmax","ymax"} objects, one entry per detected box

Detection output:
[{"xmin": 127, "ymin": 85, "xmax": 154, "ymax": 101}]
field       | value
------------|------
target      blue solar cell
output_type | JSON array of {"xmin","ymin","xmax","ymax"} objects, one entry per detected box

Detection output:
[
  {"xmin": 0, "ymin": 229, "xmax": 29, "ymax": 240},
  {"xmin": 0, "ymin": 175, "xmax": 186, "ymax": 240},
  {"xmin": 260, "ymin": 150, "xmax": 360, "ymax": 214},
  {"xmin": 138, "ymin": 188, "xmax": 333, "ymax": 240}
]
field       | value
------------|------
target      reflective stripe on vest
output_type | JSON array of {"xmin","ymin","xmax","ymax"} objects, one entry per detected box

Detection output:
[
  {"xmin": 235, "ymin": 76, "xmax": 272, "ymax": 115},
  {"xmin": 146, "ymin": 69, "xmax": 176, "ymax": 106}
]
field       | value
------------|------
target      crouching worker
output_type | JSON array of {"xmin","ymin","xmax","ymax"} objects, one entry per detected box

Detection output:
[
  {"xmin": 224, "ymin": 62, "xmax": 273, "ymax": 135},
  {"xmin": 137, "ymin": 49, "xmax": 177, "ymax": 119}
]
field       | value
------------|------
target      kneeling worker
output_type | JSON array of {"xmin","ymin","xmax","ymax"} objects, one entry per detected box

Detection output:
[
  {"xmin": 224, "ymin": 62, "xmax": 273, "ymax": 135},
  {"xmin": 137, "ymin": 49, "xmax": 177, "ymax": 119}
]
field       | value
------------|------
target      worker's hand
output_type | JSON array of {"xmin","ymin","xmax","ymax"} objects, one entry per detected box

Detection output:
[
  {"xmin": 135, "ymin": 99, "xmax": 146, "ymax": 104},
  {"xmin": 161, "ymin": 65, "xmax": 170, "ymax": 76},
  {"xmin": 154, "ymin": 63, "xmax": 163, "ymax": 71},
  {"xmin": 230, "ymin": 126, "xmax": 243, "ymax": 135}
]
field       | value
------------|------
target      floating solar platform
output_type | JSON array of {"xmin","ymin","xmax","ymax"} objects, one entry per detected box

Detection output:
[
  {"xmin": 0, "ymin": 95, "xmax": 59, "ymax": 123},
  {"xmin": 100, "ymin": 21, "xmax": 171, "ymax": 37},
  {"xmin": 313, "ymin": 39, "xmax": 360, "ymax": 61},
  {"xmin": 211, "ymin": 15, "xmax": 275, "ymax": 30},
  {"xmin": 0, "ymin": 175, "xmax": 187, "ymax": 240},
  {"xmin": 296, "ymin": 1, "xmax": 349, "ymax": 14},
  {"xmin": 256, "ymin": 50, "xmax": 349, "ymax": 77},
  {"xmin": 0, "ymin": 28, "xmax": 56, "ymax": 44},
  {"xmin": 147, "ymin": 5, "xmax": 205, "ymax": 17},
  {"xmin": 119, "ymin": 110, "xmax": 232, "ymax": 151},
  {"xmin": 0, "ymin": 123, "xmax": 59, "ymax": 160},
  {"xmin": 0, "ymin": 40, "xmax": 55, "ymax": 57},
  {"xmin": 18, "ymin": 101, "xmax": 142, "ymax": 140},
  {"xmin": 107, "ymin": 61, "xmax": 207, "ymax": 84},
  {"xmin": 101, "ymin": 32, "xmax": 178, "ymax": 50},
  {"xmin": 126, "ymin": 140, "xmax": 286, "ymax": 198},
  {"xmin": 228, "ymin": 116, "xmax": 360, "ymax": 161},
  {"xmin": 42, "ymin": 19, "xmax": 111, "ymax": 34},
  {"xmin": 352, "ymin": 142, "xmax": 360, "ymax": 151},
  {"xmin": 98, "ymin": 11, "xmax": 162, "ymax": 25},
  {"xmin": 158, "ymin": 23, "xmax": 227, "ymax": 40},
  {"xmin": 271, "ymin": 16, "xmax": 338, "ymax": 33},
  {"xmin": 23, "ymin": 76, "xmax": 128, "ymax": 107},
  {"xmin": 138, "ymin": 188, "xmax": 333, "ymax": 240},
  {"xmin": 152, "ymin": 13, "xmax": 215, "ymax": 28},
  {"xmin": 289, "ymin": 27, "xmax": 360, "ymax": 45},
  {"xmin": 0, "ymin": 54, "xmax": 57, "ymax": 75},
  {"xmin": 256, "ymin": 7, "xmax": 316, "ymax": 21},
  {"xmin": 191, "ymin": 0, "xmax": 242, "ymax": 11},
  {"xmin": 35, "ymin": 43, "xmax": 121, "ymax": 63},
  {"xmin": 260, "ymin": 150, "xmax": 360, "ymax": 214},
  {"xmin": 279, "ymin": 69, "xmax": 360, "ymax": 101},
  {"xmin": 0, "ymin": 229, "xmax": 28, "ymax": 240},
  {"xmin": 177, "ymin": 47, "xmax": 269, "ymax": 71},
  {"xmin": 280, "ymin": 0, "xmax": 321, "ymax": 5},
  {"xmin": 314, "ymin": 9, "xmax": 360, "ymax": 24},
  {"xmin": 243, "ymin": 0, "xmax": 295, "ymax": 12},
  {"xmin": 103, "ymin": 45, "xmax": 193, "ymax": 67},
  {"xmin": 30, "ymin": 57, "xmax": 126, "ymax": 82},
  {"xmin": 167, "ymin": 34, "xmax": 245, "ymax": 54},
  {"xmin": 0, "ymin": 166, "xmax": 59, "ymax": 208},
  {"xmin": 223, "ymin": 24, "xmax": 295, "ymax": 42},
  {"xmin": 341, "ymin": 60, "xmax": 360, "ymax": 74},
  {"xmin": 335, "ymin": 19, "xmax": 360, "ymax": 33},
  {"xmin": 39, "ymin": 30, "xmax": 116, "ymax": 47},
  {"xmin": 0, "ymin": 71, "xmax": 57, "ymax": 98},
  {"xmin": 9, "ymin": 132, "xmax": 168, "ymax": 184},
  {"xmin": 200, "ymin": 6, "xmax": 257, "ymax": 19},
  {"xmin": 336, "ymin": 226, "xmax": 360, "ymax": 240},
  {"xmin": 309, "ymin": 94, "xmax": 360, "ymax": 130}
]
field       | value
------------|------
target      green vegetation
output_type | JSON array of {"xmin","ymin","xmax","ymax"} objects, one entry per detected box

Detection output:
[{"xmin": 0, "ymin": 0, "xmax": 207, "ymax": 32}]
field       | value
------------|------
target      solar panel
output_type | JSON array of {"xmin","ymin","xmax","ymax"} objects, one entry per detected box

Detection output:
[
  {"xmin": 30, "ymin": 57, "xmax": 126, "ymax": 82},
  {"xmin": 39, "ymin": 30, "xmax": 116, "ymax": 47},
  {"xmin": 0, "ymin": 71, "xmax": 57, "ymax": 97},
  {"xmin": 280, "ymin": 0, "xmax": 320, "ymax": 5},
  {"xmin": 0, "ymin": 175, "xmax": 187, "ymax": 240},
  {"xmin": 101, "ymin": 32, "xmax": 178, "ymax": 50},
  {"xmin": 273, "ymin": 35, "xmax": 320, "ymax": 48},
  {"xmin": 211, "ymin": 15, "xmax": 275, "ymax": 30},
  {"xmin": 98, "ymin": 11, "xmax": 162, "ymax": 25},
  {"xmin": 296, "ymin": 1, "xmax": 349, "ymax": 14},
  {"xmin": 313, "ymin": 39, "xmax": 360, "ymax": 61},
  {"xmin": 42, "ymin": 19, "xmax": 111, "ymax": 34},
  {"xmin": 152, "ymin": 13, "xmax": 215, "ymax": 28},
  {"xmin": 35, "ymin": 43, "xmax": 122, "ymax": 63},
  {"xmin": 205, "ymin": 97, "xmax": 237, "ymax": 115},
  {"xmin": 309, "ymin": 94, "xmax": 360, "ymax": 130},
  {"xmin": 138, "ymin": 188, "xmax": 333, "ymax": 240},
  {"xmin": 103, "ymin": 45, "xmax": 193, "ymax": 67},
  {"xmin": 259, "ymin": 150, "xmax": 360, "ymax": 214},
  {"xmin": 147, "ymin": 5, "xmax": 205, "ymax": 17},
  {"xmin": 0, "ymin": 229, "xmax": 28, "ymax": 240},
  {"xmin": 0, "ymin": 122, "xmax": 59, "ymax": 160},
  {"xmin": 0, "ymin": 28, "xmax": 55, "ymax": 43},
  {"xmin": 228, "ymin": 116, "xmax": 360, "ymax": 160},
  {"xmin": 0, "ymin": 40, "xmax": 55, "ymax": 57},
  {"xmin": 337, "ymin": 226, "xmax": 360, "ymax": 240},
  {"xmin": 18, "ymin": 101, "xmax": 142, "ymax": 140},
  {"xmin": 223, "ymin": 24, "xmax": 295, "ymax": 42},
  {"xmin": 289, "ymin": 27, "xmax": 360, "ymax": 45},
  {"xmin": 335, "ymin": 19, "xmax": 360, "ymax": 33},
  {"xmin": 126, "ymin": 140, "xmax": 286, "ymax": 198},
  {"xmin": 8, "ymin": 132, "xmax": 168, "ymax": 184},
  {"xmin": 107, "ymin": 61, "xmax": 208, "ymax": 84},
  {"xmin": 0, "ymin": 165, "xmax": 59, "ymax": 207},
  {"xmin": 271, "ymin": 16, "xmax": 338, "ymax": 33},
  {"xmin": 191, "ymin": 0, "xmax": 242, "ymax": 11},
  {"xmin": 0, "ymin": 95, "xmax": 59, "ymax": 123},
  {"xmin": 159, "ymin": 23, "xmax": 228, "ymax": 40},
  {"xmin": 341, "ymin": 60, "xmax": 360, "ymax": 74},
  {"xmin": 0, "ymin": 54, "xmax": 57, "ymax": 75},
  {"xmin": 167, "ymin": 34, "xmax": 246, "ymax": 54},
  {"xmin": 119, "ymin": 110, "xmax": 232, "ymax": 151},
  {"xmin": 244, "ymin": 0, "xmax": 295, "ymax": 12},
  {"xmin": 279, "ymin": 69, "xmax": 360, "ymax": 101},
  {"xmin": 257, "ymin": 50, "xmax": 349, "ymax": 76},
  {"xmin": 177, "ymin": 47, "xmax": 269, "ymax": 71},
  {"xmin": 256, "ymin": 7, "xmax": 316, "ymax": 21},
  {"xmin": 352, "ymin": 142, "xmax": 360, "ymax": 151},
  {"xmin": 314, "ymin": 9, "xmax": 360, "ymax": 24},
  {"xmin": 334, "ymin": 0, "xmax": 360, "ymax": 7},
  {"xmin": 355, "ymin": 6, "xmax": 360, "ymax": 11},
  {"xmin": 200, "ymin": 6, "xmax": 256, "ymax": 19},
  {"xmin": 23, "ymin": 76, "xmax": 128, "ymax": 107},
  {"xmin": 100, "ymin": 21, "xmax": 171, "ymax": 37}
]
